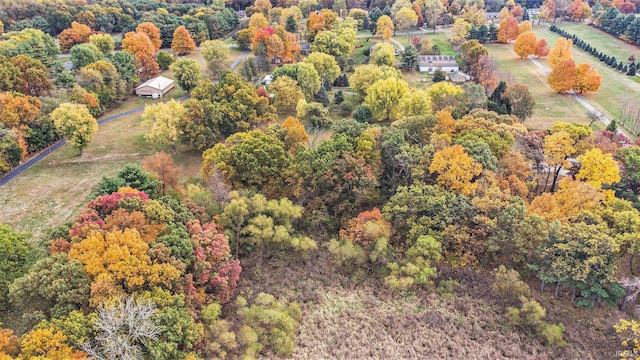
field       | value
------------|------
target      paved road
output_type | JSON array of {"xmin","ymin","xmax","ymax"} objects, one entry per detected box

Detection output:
[
  {"xmin": 230, "ymin": 50, "xmax": 251, "ymax": 69},
  {"xmin": 527, "ymin": 55, "xmax": 613, "ymax": 128},
  {"xmin": 0, "ymin": 95, "xmax": 190, "ymax": 187}
]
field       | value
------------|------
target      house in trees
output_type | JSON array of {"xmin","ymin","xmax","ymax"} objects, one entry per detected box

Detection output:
[
  {"xmin": 135, "ymin": 76, "xmax": 175, "ymax": 98},
  {"xmin": 418, "ymin": 55, "xmax": 459, "ymax": 73},
  {"xmin": 447, "ymin": 70, "xmax": 471, "ymax": 83},
  {"xmin": 301, "ymin": 43, "xmax": 311, "ymax": 55}
]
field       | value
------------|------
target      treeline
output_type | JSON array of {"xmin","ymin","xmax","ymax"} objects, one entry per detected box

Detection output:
[
  {"xmin": 550, "ymin": 25, "xmax": 637, "ymax": 76},
  {"xmin": 597, "ymin": 7, "xmax": 640, "ymax": 46},
  {"xmin": 0, "ymin": 0, "xmax": 238, "ymax": 42}
]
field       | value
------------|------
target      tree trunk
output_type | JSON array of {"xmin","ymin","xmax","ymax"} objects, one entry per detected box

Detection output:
[
  {"xmin": 550, "ymin": 164, "xmax": 563, "ymax": 192},
  {"xmin": 541, "ymin": 280, "xmax": 545, "ymax": 292},
  {"xmin": 542, "ymin": 166, "xmax": 552, "ymax": 193},
  {"xmin": 571, "ymin": 287, "xmax": 577, "ymax": 303},
  {"xmin": 621, "ymin": 286, "xmax": 631, "ymax": 310},
  {"xmin": 554, "ymin": 281, "xmax": 561, "ymax": 297},
  {"xmin": 631, "ymin": 254, "xmax": 636, "ymax": 275}
]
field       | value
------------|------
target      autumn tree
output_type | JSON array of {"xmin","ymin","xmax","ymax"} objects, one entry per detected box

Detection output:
[
  {"xmin": 548, "ymin": 37, "xmax": 573, "ymax": 69},
  {"xmin": 171, "ymin": 26, "xmax": 196, "ymax": 56},
  {"xmin": 548, "ymin": 58, "xmax": 577, "ymax": 93},
  {"xmin": 50, "ymin": 103, "xmax": 98, "ymax": 154},
  {"xmin": 170, "ymin": 59, "xmax": 202, "ymax": 92},
  {"xmin": 363, "ymin": 78, "xmax": 409, "ymax": 121},
  {"xmin": 349, "ymin": 64, "xmax": 402, "ymax": 100},
  {"xmin": 397, "ymin": 89, "xmax": 432, "ymax": 119},
  {"xmin": 576, "ymin": 148, "xmax": 620, "ymax": 188},
  {"xmin": 122, "ymin": 31, "xmax": 155, "ymax": 60},
  {"xmin": 393, "ymin": 7, "xmax": 418, "ymax": 35},
  {"xmin": 69, "ymin": 43, "xmax": 103, "ymax": 69},
  {"xmin": 429, "ymin": 144, "xmax": 482, "ymax": 195},
  {"xmin": 370, "ymin": 42, "xmax": 396, "ymax": 67},
  {"xmin": 302, "ymin": 52, "xmax": 341, "ymax": 83},
  {"xmin": 69, "ymin": 228, "xmax": 181, "ymax": 305},
  {"xmin": 514, "ymin": 31, "xmax": 537, "ymax": 58},
  {"xmin": 0, "ymin": 92, "xmax": 41, "ymax": 128},
  {"xmin": 141, "ymin": 99, "xmax": 185, "ymax": 150},
  {"xmin": 58, "ymin": 22, "xmax": 92, "ymax": 52},
  {"xmin": 421, "ymin": 0, "xmax": 445, "ymax": 32},
  {"xmin": 270, "ymin": 76, "xmax": 305, "ymax": 112},
  {"xmin": 534, "ymin": 38, "xmax": 550, "ymax": 58},
  {"xmin": 452, "ymin": 18, "xmax": 472, "ymax": 44},
  {"xmin": 497, "ymin": 16, "xmax": 519, "ymax": 43},
  {"xmin": 201, "ymin": 39, "xmax": 230, "ymax": 78},
  {"xmin": 136, "ymin": 22, "xmax": 162, "ymax": 51},
  {"xmin": 574, "ymin": 63, "xmax": 601, "ymax": 93},
  {"xmin": 518, "ymin": 20, "xmax": 532, "ymax": 34},
  {"xmin": 19, "ymin": 327, "xmax": 77, "ymax": 359},
  {"xmin": 376, "ymin": 15, "xmax": 395, "ymax": 40},
  {"xmin": 142, "ymin": 152, "xmax": 179, "ymax": 195}
]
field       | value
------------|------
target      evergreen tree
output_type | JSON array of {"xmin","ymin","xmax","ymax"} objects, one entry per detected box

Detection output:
[
  {"xmin": 333, "ymin": 73, "xmax": 350, "ymax": 87},
  {"xmin": 489, "ymin": 24, "xmax": 499, "ymax": 42},
  {"xmin": 401, "ymin": 45, "xmax": 419, "ymax": 71},
  {"xmin": 433, "ymin": 69, "xmax": 446, "ymax": 82},
  {"xmin": 334, "ymin": 90, "xmax": 344, "ymax": 105},
  {"xmin": 285, "ymin": 15, "xmax": 297, "ymax": 33},
  {"xmin": 314, "ymin": 86, "xmax": 330, "ymax": 106},
  {"xmin": 628, "ymin": 62, "xmax": 637, "ymax": 76}
]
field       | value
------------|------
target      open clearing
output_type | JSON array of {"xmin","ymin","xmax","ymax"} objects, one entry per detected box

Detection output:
[
  {"xmin": 0, "ymin": 106, "xmax": 202, "ymax": 241},
  {"xmin": 531, "ymin": 24, "xmax": 640, "ymax": 130}
]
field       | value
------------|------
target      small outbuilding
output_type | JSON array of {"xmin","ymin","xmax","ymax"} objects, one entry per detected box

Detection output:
[
  {"xmin": 418, "ymin": 55, "xmax": 459, "ymax": 74},
  {"xmin": 448, "ymin": 70, "xmax": 471, "ymax": 83},
  {"xmin": 135, "ymin": 76, "xmax": 175, "ymax": 97}
]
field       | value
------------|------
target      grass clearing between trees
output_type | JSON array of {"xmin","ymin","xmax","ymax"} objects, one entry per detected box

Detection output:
[
  {"xmin": 0, "ymin": 104, "xmax": 202, "ymax": 242},
  {"xmin": 486, "ymin": 42, "xmax": 592, "ymax": 129},
  {"xmin": 530, "ymin": 25, "xmax": 640, "ymax": 132}
]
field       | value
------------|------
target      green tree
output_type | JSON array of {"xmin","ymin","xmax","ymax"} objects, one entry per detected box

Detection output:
[
  {"xmin": 296, "ymin": 62, "xmax": 321, "ymax": 100},
  {"xmin": 141, "ymin": 99, "xmax": 185, "ymax": 150},
  {"xmin": 0, "ymin": 224, "xmax": 31, "ymax": 310},
  {"xmin": 285, "ymin": 14, "xmax": 297, "ymax": 33},
  {"xmin": 401, "ymin": 44, "xmax": 419, "ymax": 71},
  {"xmin": 364, "ymin": 78, "xmax": 409, "ymax": 121},
  {"xmin": 169, "ymin": 59, "xmax": 203, "ymax": 92},
  {"xmin": 69, "ymin": 43, "xmax": 103, "ymax": 69},
  {"xmin": 110, "ymin": 51, "xmax": 138, "ymax": 85},
  {"xmin": 156, "ymin": 51, "xmax": 174, "ymax": 70},
  {"xmin": 89, "ymin": 34, "xmax": 114, "ymax": 55},
  {"xmin": 92, "ymin": 163, "xmax": 160, "ymax": 198},
  {"xmin": 50, "ymin": 103, "xmax": 98, "ymax": 154},
  {"xmin": 270, "ymin": 76, "xmax": 305, "ymax": 112},
  {"xmin": 9, "ymin": 254, "xmax": 91, "ymax": 320}
]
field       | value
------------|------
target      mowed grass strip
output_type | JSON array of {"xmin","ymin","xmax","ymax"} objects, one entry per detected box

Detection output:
[
  {"xmin": 531, "ymin": 24, "xmax": 640, "ymax": 125},
  {"xmin": 549, "ymin": 22, "xmax": 640, "ymax": 65},
  {"xmin": 486, "ymin": 42, "xmax": 591, "ymax": 128},
  {"xmin": 0, "ymin": 107, "xmax": 203, "ymax": 241}
]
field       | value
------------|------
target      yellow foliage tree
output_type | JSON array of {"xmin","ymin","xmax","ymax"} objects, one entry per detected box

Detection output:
[
  {"xmin": 518, "ymin": 20, "xmax": 532, "ymax": 34},
  {"xmin": 548, "ymin": 37, "xmax": 573, "ymax": 69},
  {"xmin": 18, "ymin": 328, "xmax": 75, "ymax": 359},
  {"xmin": 576, "ymin": 148, "xmax": 620, "ymax": 188},
  {"xmin": 376, "ymin": 15, "xmax": 394, "ymax": 40},
  {"xmin": 396, "ymin": 89, "xmax": 432, "ymax": 119},
  {"xmin": 429, "ymin": 145, "xmax": 482, "ymax": 195},
  {"xmin": 281, "ymin": 116, "xmax": 309, "ymax": 149},
  {"xmin": 574, "ymin": 62, "xmax": 601, "ymax": 93},
  {"xmin": 68, "ymin": 228, "xmax": 181, "ymax": 306},
  {"xmin": 529, "ymin": 177, "xmax": 604, "ymax": 221},
  {"xmin": 514, "ymin": 31, "xmax": 537, "ymax": 58},
  {"xmin": 363, "ymin": 77, "xmax": 409, "ymax": 121},
  {"xmin": 171, "ymin": 26, "xmax": 196, "ymax": 55}
]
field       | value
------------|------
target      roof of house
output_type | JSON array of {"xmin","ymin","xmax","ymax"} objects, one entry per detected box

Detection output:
[
  {"xmin": 135, "ymin": 76, "xmax": 174, "ymax": 91},
  {"xmin": 419, "ymin": 55, "xmax": 457, "ymax": 67}
]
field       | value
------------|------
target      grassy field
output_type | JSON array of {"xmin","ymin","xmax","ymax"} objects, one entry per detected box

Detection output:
[
  {"xmin": 530, "ymin": 24, "xmax": 640, "ymax": 130},
  {"xmin": 486, "ymin": 42, "xmax": 593, "ymax": 128},
  {"xmin": 0, "ymin": 103, "xmax": 203, "ymax": 241},
  {"xmin": 550, "ymin": 22, "xmax": 640, "ymax": 65}
]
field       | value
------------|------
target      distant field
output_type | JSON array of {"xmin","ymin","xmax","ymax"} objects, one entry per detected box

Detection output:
[
  {"xmin": 531, "ymin": 24, "xmax": 640, "ymax": 129},
  {"xmin": 486, "ymin": 42, "xmax": 592, "ymax": 128},
  {"xmin": 549, "ymin": 22, "xmax": 640, "ymax": 65},
  {"xmin": 0, "ymin": 105, "xmax": 203, "ymax": 241}
]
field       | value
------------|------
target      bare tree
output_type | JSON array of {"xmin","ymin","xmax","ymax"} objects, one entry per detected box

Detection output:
[
  {"xmin": 620, "ymin": 277, "xmax": 640, "ymax": 311},
  {"xmin": 82, "ymin": 296, "xmax": 160, "ymax": 360}
]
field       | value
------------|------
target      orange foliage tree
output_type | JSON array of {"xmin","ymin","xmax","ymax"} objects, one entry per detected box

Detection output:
[
  {"xmin": 58, "ymin": 21, "xmax": 92, "ymax": 52},
  {"xmin": 534, "ymin": 38, "xmax": 549, "ymax": 58},
  {"xmin": 137, "ymin": 53, "xmax": 160, "ymax": 81},
  {"xmin": 574, "ymin": 63, "xmax": 601, "ymax": 93},
  {"xmin": 281, "ymin": 116, "xmax": 309, "ymax": 150},
  {"xmin": 171, "ymin": 26, "xmax": 196, "ymax": 56},
  {"xmin": 497, "ymin": 16, "xmax": 519, "ymax": 43},
  {"xmin": 136, "ymin": 22, "xmax": 162, "ymax": 50},
  {"xmin": 547, "ymin": 58, "xmax": 577, "ymax": 93},
  {"xmin": 122, "ymin": 31, "xmax": 155, "ymax": 60},
  {"xmin": 513, "ymin": 31, "xmax": 537, "ymax": 58},
  {"xmin": 0, "ymin": 92, "xmax": 41, "ymax": 128},
  {"xmin": 142, "ymin": 152, "xmax": 179, "ymax": 195}
]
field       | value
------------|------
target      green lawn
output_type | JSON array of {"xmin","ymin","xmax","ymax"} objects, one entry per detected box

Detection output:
[
  {"xmin": 531, "ymin": 24, "xmax": 640, "ymax": 131},
  {"xmin": 0, "ymin": 104, "xmax": 203, "ymax": 242},
  {"xmin": 486, "ymin": 42, "xmax": 592, "ymax": 129},
  {"xmin": 548, "ymin": 22, "xmax": 640, "ymax": 66}
]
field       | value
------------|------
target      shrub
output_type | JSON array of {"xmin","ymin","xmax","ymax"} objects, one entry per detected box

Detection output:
[
  {"xmin": 353, "ymin": 105, "xmax": 372, "ymax": 123},
  {"xmin": 493, "ymin": 265, "xmax": 531, "ymax": 305}
]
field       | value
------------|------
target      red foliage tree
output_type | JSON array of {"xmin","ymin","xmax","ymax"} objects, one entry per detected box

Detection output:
[
  {"xmin": 87, "ymin": 190, "xmax": 150, "ymax": 218},
  {"xmin": 58, "ymin": 21, "xmax": 92, "ymax": 52}
]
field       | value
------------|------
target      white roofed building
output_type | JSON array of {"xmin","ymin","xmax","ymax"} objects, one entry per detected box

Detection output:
[{"xmin": 135, "ymin": 76, "xmax": 175, "ymax": 97}]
